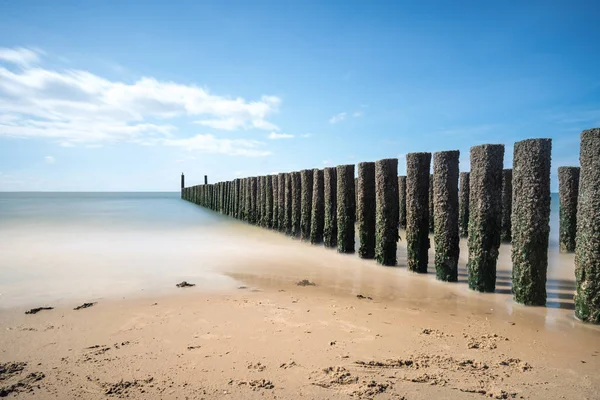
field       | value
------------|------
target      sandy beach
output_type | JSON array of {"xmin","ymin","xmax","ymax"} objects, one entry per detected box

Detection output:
[{"xmin": 1, "ymin": 217, "xmax": 599, "ymax": 399}]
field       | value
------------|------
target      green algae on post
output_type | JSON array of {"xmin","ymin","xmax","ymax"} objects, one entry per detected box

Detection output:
[
  {"xmin": 398, "ymin": 176, "xmax": 407, "ymax": 230},
  {"xmin": 324, "ymin": 167, "xmax": 338, "ymax": 248},
  {"xmin": 406, "ymin": 152, "xmax": 431, "ymax": 273},
  {"xmin": 558, "ymin": 167, "xmax": 579, "ymax": 253},
  {"xmin": 433, "ymin": 151, "xmax": 460, "ymax": 282},
  {"xmin": 429, "ymin": 174, "xmax": 434, "ymax": 233},
  {"xmin": 337, "ymin": 164, "xmax": 356, "ymax": 253},
  {"xmin": 357, "ymin": 162, "xmax": 376, "ymax": 259},
  {"xmin": 300, "ymin": 169, "xmax": 314, "ymax": 241},
  {"xmin": 284, "ymin": 173, "xmax": 293, "ymax": 234},
  {"xmin": 278, "ymin": 173, "xmax": 287, "ymax": 232},
  {"xmin": 501, "ymin": 169, "xmax": 513, "ymax": 243},
  {"xmin": 467, "ymin": 144, "xmax": 504, "ymax": 293},
  {"xmin": 272, "ymin": 175, "xmax": 279, "ymax": 229},
  {"xmin": 310, "ymin": 169, "xmax": 325, "ymax": 244},
  {"xmin": 575, "ymin": 128, "xmax": 600, "ymax": 324},
  {"xmin": 375, "ymin": 158, "xmax": 399, "ymax": 266},
  {"xmin": 511, "ymin": 139, "xmax": 552, "ymax": 306},
  {"xmin": 291, "ymin": 172, "xmax": 302, "ymax": 237},
  {"xmin": 265, "ymin": 175, "xmax": 273, "ymax": 228}
]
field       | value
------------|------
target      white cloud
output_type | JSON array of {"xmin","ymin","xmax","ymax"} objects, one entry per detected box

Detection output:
[
  {"xmin": 45, "ymin": 155, "xmax": 55, "ymax": 164},
  {"xmin": 0, "ymin": 47, "xmax": 281, "ymax": 153},
  {"xmin": 267, "ymin": 132, "xmax": 294, "ymax": 139},
  {"xmin": 329, "ymin": 112, "xmax": 347, "ymax": 124},
  {"xmin": 162, "ymin": 134, "xmax": 270, "ymax": 157},
  {"xmin": 0, "ymin": 47, "xmax": 42, "ymax": 67}
]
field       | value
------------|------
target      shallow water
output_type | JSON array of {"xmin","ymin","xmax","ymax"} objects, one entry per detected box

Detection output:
[{"xmin": 0, "ymin": 192, "xmax": 592, "ymax": 336}]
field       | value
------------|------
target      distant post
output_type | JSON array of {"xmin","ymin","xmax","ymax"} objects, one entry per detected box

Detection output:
[
  {"xmin": 558, "ymin": 167, "xmax": 579, "ymax": 253},
  {"xmin": 501, "ymin": 169, "xmax": 513, "ymax": 243},
  {"xmin": 204, "ymin": 175, "xmax": 208, "ymax": 185},
  {"xmin": 181, "ymin": 173, "xmax": 185, "ymax": 198},
  {"xmin": 398, "ymin": 176, "xmax": 407, "ymax": 230},
  {"xmin": 511, "ymin": 138, "xmax": 552, "ymax": 306},
  {"xmin": 459, "ymin": 172, "xmax": 470, "ymax": 238},
  {"xmin": 406, "ymin": 152, "xmax": 431, "ymax": 273}
]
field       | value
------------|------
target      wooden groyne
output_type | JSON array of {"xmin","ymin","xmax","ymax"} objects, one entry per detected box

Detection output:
[{"xmin": 181, "ymin": 128, "xmax": 599, "ymax": 324}]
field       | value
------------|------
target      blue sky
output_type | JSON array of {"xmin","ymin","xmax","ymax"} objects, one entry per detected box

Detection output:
[{"xmin": 0, "ymin": 0, "xmax": 598, "ymax": 191}]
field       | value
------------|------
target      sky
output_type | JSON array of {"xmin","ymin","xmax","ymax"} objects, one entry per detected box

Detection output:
[{"xmin": 0, "ymin": 0, "xmax": 599, "ymax": 192}]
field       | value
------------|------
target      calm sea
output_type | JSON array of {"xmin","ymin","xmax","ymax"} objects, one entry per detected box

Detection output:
[{"xmin": 0, "ymin": 192, "xmax": 561, "ymax": 308}]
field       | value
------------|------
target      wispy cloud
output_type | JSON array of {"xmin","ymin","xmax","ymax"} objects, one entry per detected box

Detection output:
[
  {"xmin": 0, "ymin": 47, "xmax": 43, "ymax": 67},
  {"xmin": 0, "ymin": 47, "xmax": 281, "ymax": 150},
  {"xmin": 44, "ymin": 155, "xmax": 55, "ymax": 164},
  {"xmin": 162, "ymin": 134, "xmax": 270, "ymax": 157},
  {"xmin": 329, "ymin": 112, "xmax": 347, "ymax": 124},
  {"xmin": 267, "ymin": 132, "xmax": 294, "ymax": 140}
]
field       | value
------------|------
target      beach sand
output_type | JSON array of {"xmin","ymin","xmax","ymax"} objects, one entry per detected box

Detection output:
[{"xmin": 1, "ymin": 224, "xmax": 599, "ymax": 399}]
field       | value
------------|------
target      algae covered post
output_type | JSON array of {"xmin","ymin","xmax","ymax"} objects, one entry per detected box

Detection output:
[
  {"xmin": 336, "ymin": 164, "xmax": 356, "ymax": 253},
  {"xmin": 558, "ymin": 166, "xmax": 579, "ymax": 253},
  {"xmin": 467, "ymin": 144, "xmax": 504, "ymax": 292},
  {"xmin": 406, "ymin": 152, "xmax": 431, "ymax": 273},
  {"xmin": 324, "ymin": 167, "xmax": 338, "ymax": 248},
  {"xmin": 291, "ymin": 172, "xmax": 302, "ymax": 237},
  {"xmin": 398, "ymin": 176, "xmax": 407, "ymax": 230},
  {"xmin": 501, "ymin": 169, "xmax": 513, "ymax": 243},
  {"xmin": 511, "ymin": 138, "xmax": 552, "ymax": 306},
  {"xmin": 433, "ymin": 150, "xmax": 460, "ymax": 282},
  {"xmin": 375, "ymin": 158, "xmax": 399, "ymax": 266},
  {"xmin": 278, "ymin": 173, "xmax": 287, "ymax": 232},
  {"xmin": 357, "ymin": 162, "xmax": 376, "ymax": 259},
  {"xmin": 310, "ymin": 169, "xmax": 325, "ymax": 244},
  {"xmin": 284, "ymin": 173, "xmax": 293, "ymax": 234},
  {"xmin": 265, "ymin": 175, "xmax": 273, "ymax": 228},
  {"xmin": 575, "ymin": 128, "xmax": 600, "ymax": 324},
  {"xmin": 459, "ymin": 172, "xmax": 470, "ymax": 238},
  {"xmin": 300, "ymin": 169, "xmax": 314, "ymax": 241},
  {"xmin": 272, "ymin": 175, "xmax": 279, "ymax": 230},
  {"xmin": 429, "ymin": 174, "xmax": 434, "ymax": 233}
]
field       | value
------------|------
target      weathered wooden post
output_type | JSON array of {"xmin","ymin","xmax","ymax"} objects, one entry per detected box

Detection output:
[
  {"xmin": 324, "ymin": 167, "xmax": 338, "ymax": 248},
  {"xmin": 310, "ymin": 168, "xmax": 325, "ymax": 244},
  {"xmin": 272, "ymin": 175, "xmax": 279, "ymax": 229},
  {"xmin": 234, "ymin": 179, "xmax": 239, "ymax": 218},
  {"xmin": 265, "ymin": 175, "xmax": 273, "ymax": 228},
  {"xmin": 337, "ymin": 164, "xmax": 356, "ymax": 253},
  {"xmin": 467, "ymin": 144, "xmax": 504, "ymax": 292},
  {"xmin": 501, "ymin": 169, "xmax": 513, "ymax": 243},
  {"xmin": 251, "ymin": 177, "xmax": 259, "ymax": 224},
  {"xmin": 512, "ymin": 138, "xmax": 552, "ymax": 306},
  {"xmin": 260, "ymin": 176, "xmax": 267, "ymax": 225},
  {"xmin": 459, "ymin": 172, "xmax": 470, "ymax": 238},
  {"xmin": 278, "ymin": 173, "xmax": 286, "ymax": 232},
  {"xmin": 181, "ymin": 173, "xmax": 185, "ymax": 198},
  {"xmin": 406, "ymin": 153, "xmax": 431, "ymax": 273},
  {"xmin": 284, "ymin": 173, "xmax": 293, "ymax": 234},
  {"xmin": 575, "ymin": 128, "xmax": 600, "ymax": 323},
  {"xmin": 558, "ymin": 167, "xmax": 579, "ymax": 253},
  {"xmin": 357, "ymin": 162, "xmax": 376, "ymax": 259},
  {"xmin": 375, "ymin": 158, "xmax": 399, "ymax": 266},
  {"xmin": 244, "ymin": 178, "xmax": 251, "ymax": 222},
  {"xmin": 300, "ymin": 169, "xmax": 314, "ymax": 240},
  {"xmin": 204, "ymin": 175, "xmax": 208, "ymax": 185},
  {"xmin": 398, "ymin": 176, "xmax": 407, "ymax": 230},
  {"xmin": 291, "ymin": 172, "xmax": 302, "ymax": 237},
  {"xmin": 429, "ymin": 174, "xmax": 434, "ymax": 233},
  {"xmin": 433, "ymin": 150, "xmax": 460, "ymax": 281}
]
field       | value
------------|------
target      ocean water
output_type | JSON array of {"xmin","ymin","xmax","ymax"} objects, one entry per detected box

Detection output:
[{"xmin": 0, "ymin": 192, "xmax": 562, "ymax": 309}]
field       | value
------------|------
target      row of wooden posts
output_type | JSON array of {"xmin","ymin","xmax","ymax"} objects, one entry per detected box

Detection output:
[{"xmin": 181, "ymin": 128, "xmax": 600, "ymax": 325}]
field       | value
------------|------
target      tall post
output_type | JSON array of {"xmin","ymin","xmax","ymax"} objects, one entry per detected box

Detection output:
[
  {"xmin": 272, "ymin": 175, "xmax": 279, "ymax": 229},
  {"xmin": 467, "ymin": 144, "xmax": 504, "ymax": 292},
  {"xmin": 575, "ymin": 128, "xmax": 600, "ymax": 323},
  {"xmin": 300, "ymin": 169, "xmax": 314, "ymax": 241},
  {"xmin": 406, "ymin": 153, "xmax": 431, "ymax": 273},
  {"xmin": 265, "ymin": 175, "xmax": 273, "ymax": 228},
  {"xmin": 337, "ymin": 164, "xmax": 356, "ymax": 253},
  {"xmin": 324, "ymin": 167, "xmax": 338, "ymax": 248},
  {"xmin": 284, "ymin": 173, "xmax": 293, "ymax": 234},
  {"xmin": 501, "ymin": 169, "xmax": 513, "ymax": 243},
  {"xmin": 433, "ymin": 150, "xmax": 460, "ymax": 282},
  {"xmin": 459, "ymin": 172, "xmax": 470, "ymax": 238},
  {"xmin": 251, "ymin": 177, "xmax": 258, "ymax": 224},
  {"xmin": 398, "ymin": 176, "xmax": 407, "ymax": 230},
  {"xmin": 511, "ymin": 139, "xmax": 552, "ymax": 306},
  {"xmin": 375, "ymin": 158, "xmax": 399, "ymax": 266},
  {"xmin": 558, "ymin": 167, "xmax": 579, "ymax": 253},
  {"xmin": 429, "ymin": 174, "xmax": 434, "ymax": 233},
  {"xmin": 259, "ymin": 176, "xmax": 267, "ymax": 226},
  {"xmin": 278, "ymin": 173, "xmax": 286, "ymax": 232},
  {"xmin": 310, "ymin": 169, "xmax": 325, "ymax": 244},
  {"xmin": 291, "ymin": 172, "xmax": 302, "ymax": 237},
  {"xmin": 357, "ymin": 162, "xmax": 376, "ymax": 259}
]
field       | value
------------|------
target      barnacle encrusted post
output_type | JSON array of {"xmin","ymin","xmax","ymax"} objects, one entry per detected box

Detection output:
[
  {"xmin": 357, "ymin": 162, "xmax": 376, "ymax": 259},
  {"xmin": 375, "ymin": 158, "xmax": 399, "ymax": 266},
  {"xmin": 467, "ymin": 144, "xmax": 504, "ymax": 293},
  {"xmin": 575, "ymin": 128, "xmax": 600, "ymax": 323},
  {"xmin": 301, "ymin": 169, "xmax": 314, "ymax": 241},
  {"xmin": 511, "ymin": 139, "xmax": 552, "ymax": 306},
  {"xmin": 324, "ymin": 167, "xmax": 338, "ymax": 248},
  {"xmin": 433, "ymin": 150, "xmax": 460, "ymax": 282},
  {"xmin": 406, "ymin": 153, "xmax": 431, "ymax": 273},
  {"xmin": 429, "ymin": 174, "xmax": 434, "ymax": 233},
  {"xmin": 501, "ymin": 169, "xmax": 513, "ymax": 243},
  {"xmin": 459, "ymin": 172, "xmax": 470, "ymax": 238},
  {"xmin": 291, "ymin": 172, "xmax": 302, "ymax": 237},
  {"xmin": 310, "ymin": 169, "xmax": 325, "ymax": 244},
  {"xmin": 558, "ymin": 167, "xmax": 579, "ymax": 253},
  {"xmin": 398, "ymin": 176, "xmax": 407, "ymax": 230},
  {"xmin": 337, "ymin": 164, "xmax": 356, "ymax": 253}
]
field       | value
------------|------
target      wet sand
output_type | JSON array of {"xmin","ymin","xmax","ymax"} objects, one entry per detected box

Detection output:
[{"xmin": 1, "ymin": 220, "xmax": 599, "ymax": 399}]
